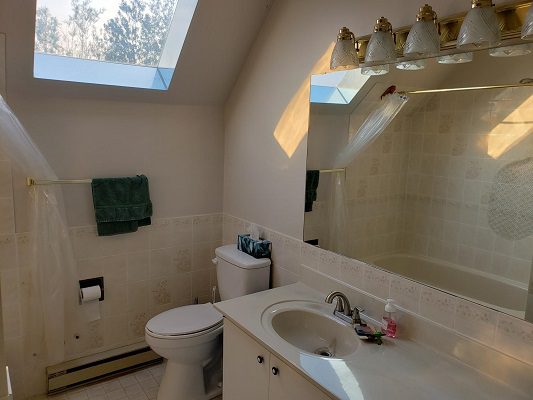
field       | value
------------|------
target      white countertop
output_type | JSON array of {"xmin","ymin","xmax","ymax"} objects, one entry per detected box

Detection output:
[{"xmin": 214, "ymin": 283, "xmax": 529, "ymax": 400}]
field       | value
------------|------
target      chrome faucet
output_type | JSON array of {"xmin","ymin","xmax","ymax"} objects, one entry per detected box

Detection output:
[
  {"xmin": 325, "ymin": 291, "xmax": 351, "ymax": 316},
  {"xmin": 325, "ymin": 291, "xmax": 364, "ymax": 325},
  {"xmin": 325, "ymin": 291, "xmax": 382, "ymax": 344}
]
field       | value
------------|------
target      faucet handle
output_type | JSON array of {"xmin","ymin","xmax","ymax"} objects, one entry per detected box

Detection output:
[{"xmin": 351, "ymin": 306, "xmax": 364, "ymax": 325}]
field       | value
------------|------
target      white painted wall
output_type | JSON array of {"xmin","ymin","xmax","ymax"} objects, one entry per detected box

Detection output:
[
  {"xmin": 9, "ymin": 96, "xmax": 224, "ymax": 230},
  {"xmin": 222, "ymin": 0, "xmax": 510, "ymax": 239}
]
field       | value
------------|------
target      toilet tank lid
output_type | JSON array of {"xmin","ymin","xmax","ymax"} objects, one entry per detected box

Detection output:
[{"xmin": 215, "ymin": 244, "xmax": 271, "ymax": 269}]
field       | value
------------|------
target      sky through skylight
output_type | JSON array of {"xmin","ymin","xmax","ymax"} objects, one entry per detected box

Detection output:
[{"xmin": 34, "ymin": 0, "xmax": 198, "ymax": 89}]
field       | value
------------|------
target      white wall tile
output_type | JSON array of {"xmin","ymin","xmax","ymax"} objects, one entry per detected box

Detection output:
[
  {"xmin": 454, "ymin": 300, "xmax": 498, "ymax": 346},
  {"xmin": 494, "ymin": 314, "xmax": 533, "ymax": 366},
  {"xmin": 419, "ymin": 286, "xmax": 457, "ymax": 327}
]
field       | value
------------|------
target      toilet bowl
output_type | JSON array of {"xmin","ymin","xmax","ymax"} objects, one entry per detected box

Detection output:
[
  {"xmin": 145, "ymin": 303, "xmax": 223, "ymax": 400},
  {"xmin": 146, "ymin": 245, "xmax": 271, "ymax": 400}
]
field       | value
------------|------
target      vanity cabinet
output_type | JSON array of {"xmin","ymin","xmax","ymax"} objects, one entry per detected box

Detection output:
[{"xmin": 223, "ymin": 318, "xmax": 331, "ymax": 400}]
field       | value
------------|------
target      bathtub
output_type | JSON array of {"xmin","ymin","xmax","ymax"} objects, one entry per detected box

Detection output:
[{"xmin": 370, "ymin": 254, "xmax": 528, "ymax": 318}]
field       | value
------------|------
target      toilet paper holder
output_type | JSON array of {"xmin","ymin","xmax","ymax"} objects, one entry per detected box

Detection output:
[{"xmin": 79, "ymin": 277, "xmax": 104, "ymax": 301}]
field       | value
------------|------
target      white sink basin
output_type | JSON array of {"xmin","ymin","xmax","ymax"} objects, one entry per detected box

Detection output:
[{"xmin": 261, "ymin": 300, "xmax": 360, "ymax": 359}]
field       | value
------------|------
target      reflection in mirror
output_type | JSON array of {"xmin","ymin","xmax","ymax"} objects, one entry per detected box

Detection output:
[{"xmin": 305, "ymin": 49, "xmax": 533, "ymax": 322}]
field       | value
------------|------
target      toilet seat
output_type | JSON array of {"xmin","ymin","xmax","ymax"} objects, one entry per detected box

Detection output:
[{"xmin": 146, "ymin": 303, "xmax": 223, "ymax": 339}]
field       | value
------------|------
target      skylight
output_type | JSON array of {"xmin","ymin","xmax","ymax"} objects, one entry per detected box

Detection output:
[
  {"xmin": 310, "ymin": 69, "xmax": 370, "ymax": 104},
  {"xmin": 34, "ymin": 0, "xmax": 198, "ymax": 90}
]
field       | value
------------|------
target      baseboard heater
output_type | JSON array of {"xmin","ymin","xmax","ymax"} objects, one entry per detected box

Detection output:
[{"xmin": 47, "ymin": 342, "xmax": 162, "ymax": 394}]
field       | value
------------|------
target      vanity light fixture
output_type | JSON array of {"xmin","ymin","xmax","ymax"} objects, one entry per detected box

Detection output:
[
  {"xmin": 398, "ymin": 4, "xmax": 440, "ymax": 70},
  {"xmin": 330, "ymin": 27, "xmax": 359, "ymax": 70},
  {"xmin": 362, "ymin": 17, "xmax": 396, "ymax": 76},
  {"xmin": 489, "ymin": 43, "xmax": 532, "ymax": 57},
  {"xmin": 396, "ymin": 59, "xmax": 427, "ymax": 70},
  {"xmin": 361, "ymin": 64, "xmax": 390, "ymax": 75},
  {"xmin": 404, "ymin": 4, "xmax": 440, "ymax": 57},
  {"xmin": 437, "ymin": 52, "xmax": 474, "ymax": 63},
  {"xmin": 521, "ymin": 5, "xmax": 533, "ymax": 39},
  {"xmin": 457, "ymin": 0, "xmax": 501, "ymax": 50}
]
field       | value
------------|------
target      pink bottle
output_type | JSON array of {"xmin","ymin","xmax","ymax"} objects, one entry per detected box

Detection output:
[{"xmin": 382, "ymin": 299, "xmax": 397, "ymax": 338}]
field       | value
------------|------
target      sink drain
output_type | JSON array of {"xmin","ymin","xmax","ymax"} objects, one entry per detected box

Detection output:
[{"xmin": 314, "ymin": 347, "xmax": 334, "ymax": 357}]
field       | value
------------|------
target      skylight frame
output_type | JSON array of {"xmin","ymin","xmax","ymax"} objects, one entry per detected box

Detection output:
[
  {"xmin": 33, "ymin": 0, "xmax": 198, "ymax": 90},
  {"xmin": 310, "ymin": 70, "xmax": 370, "ymax": 104}
]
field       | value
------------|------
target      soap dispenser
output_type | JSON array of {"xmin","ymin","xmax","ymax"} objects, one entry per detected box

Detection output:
[{"xmin": 382, "ymin": 299, "xmax": 397, "ymax": 338}]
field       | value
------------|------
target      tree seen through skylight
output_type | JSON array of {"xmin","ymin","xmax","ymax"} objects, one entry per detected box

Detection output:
[{"xmin": 35, "ymin": 0, "xmax": 179, "ymax": 67}]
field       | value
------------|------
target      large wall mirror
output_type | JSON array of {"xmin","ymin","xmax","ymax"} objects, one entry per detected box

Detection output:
[{"xmin": 304, "ymin": 47, "xmax": 533, "ymax": 322}]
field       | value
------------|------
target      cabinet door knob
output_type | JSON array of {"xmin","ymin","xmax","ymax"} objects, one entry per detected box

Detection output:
[
  {"xmin": 271, "ymin": 367, "xmax": 279, "ymax": 376},
  {"xmin": 257, "ymin": 355, "xmax": 264, "ymax": 364}
]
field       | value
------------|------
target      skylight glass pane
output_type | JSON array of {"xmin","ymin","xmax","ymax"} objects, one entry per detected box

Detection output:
[
  {"xmin": 34, "ymin": 0, "xmax": 198, "ymax": 90},
  {"xmin": 310, "ymin": 70, "xmax": 370, "ymax": 104}
]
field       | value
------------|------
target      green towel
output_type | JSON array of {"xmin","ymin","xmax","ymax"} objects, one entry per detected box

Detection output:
[
  {"xmin": 305, "ymin": 170, "xmax": 320, "ymax": 212},
  {"xmin": 91, "ymin": 175, "xmax": 153, "ymax": 236}
]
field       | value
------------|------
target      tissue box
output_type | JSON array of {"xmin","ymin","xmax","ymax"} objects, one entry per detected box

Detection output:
[{"xmin": 237, "ymin": 234, "xmax": 272, "ymax": 259}]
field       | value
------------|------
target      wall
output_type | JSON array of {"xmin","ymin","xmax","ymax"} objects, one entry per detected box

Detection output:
[
  {"xmin": 222, "ymin": 0, "xmax": 512, "ymax": 239},
  {"xmin": 402, "ymin": 88, "xmax": 533, "ymax": 285},
  {"xmin": 308, "ymin": 86, "xmax": 533, "ymax": 287}
]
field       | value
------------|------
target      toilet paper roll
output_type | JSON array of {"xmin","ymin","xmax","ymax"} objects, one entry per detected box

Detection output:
[
  {"xmin": 80, "ymin": 285, "xmax": 101, "ymax": 302},
  {"xmin": 80, "ymin": 285, "xmax": 101, "ymax": 322}
]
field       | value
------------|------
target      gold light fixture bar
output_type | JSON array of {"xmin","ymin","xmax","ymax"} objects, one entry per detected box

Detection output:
[{"xmin": 354, "ymin": 1, "xmax": 532, "ymax": 62}]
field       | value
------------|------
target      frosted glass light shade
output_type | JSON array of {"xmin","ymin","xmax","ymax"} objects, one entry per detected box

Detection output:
[
  {"xmin": 457, "ymin": 5, "xmax": 501, "ymax": 50},
  {"xmin": 404, "ymin": 20, "xmax": 440, "ymax": 56},
  {"xmin": 521, "ymin": 7, "xmax": 533, "ymax": 39},
  {"xmin": 437, "ymin": 52, "xmax": 473, "ymax": 64},
  {"xmin": 330, "ymin": 36, "xmax": 359, "ymax": 70},
  {"xmin": 365, "ymin": 31, "xmax": 396, "ymax": 63},
  {"xmin": 361, "ymin": 64, "xmax": 390, "ymax": 76},
  {"xmin": 489, "ymin": 43, "xmax": 532, "ymax": 57},
  {"xmin": 396, "ymin": 59, "xmax": 427, "ymax": 70}
]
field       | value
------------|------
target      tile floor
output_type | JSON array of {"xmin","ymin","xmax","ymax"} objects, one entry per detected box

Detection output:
[{"xmin": 36, "ymin": 364, "xmax": 222, "ymax": 400}]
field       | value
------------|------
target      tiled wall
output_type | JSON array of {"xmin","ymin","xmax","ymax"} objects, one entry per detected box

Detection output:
[
  {"xmin": 0, "ymin": 156, "xmax": 222, "ymax": 399},
  {"xmin": 344, "ymin": 110, "xmax": 410, "ymax": 260},
  {"xmin": 308, "ymin": 87, "xmax": 533, "ymax": 286},
  {"xmin": 223, "ymin": 213, "xmax": 533, "ymax": 393},
  {"xmin": 401, "ymin": 89, "xmax": 533, "ymax": 284},
  {"xmin": 66, "ymin": 213, "xmax": 222, "ymax": 358}
]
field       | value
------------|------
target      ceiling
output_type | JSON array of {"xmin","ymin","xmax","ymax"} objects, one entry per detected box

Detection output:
[{"xmin": 0, "ymin": 0, "xmax": 273, "ymax": 105}]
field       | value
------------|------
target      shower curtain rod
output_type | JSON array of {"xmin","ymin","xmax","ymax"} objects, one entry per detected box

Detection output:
[
  {"xmin": 403, "ymin": 82, "xmax": 533, "ymax": 95},
  {"xmin": 26, "ymin": 177, "xmax": 92, "ymax": 186}
]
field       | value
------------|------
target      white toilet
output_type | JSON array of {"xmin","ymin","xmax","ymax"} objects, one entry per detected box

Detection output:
[{"xmin": 145, "ymin": 244, "xmax": 271, "ymax": 400}]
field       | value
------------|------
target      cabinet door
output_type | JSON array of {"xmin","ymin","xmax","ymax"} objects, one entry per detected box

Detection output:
[
  {"xmin": 223, "ymin": 319, "xmax": 270, "ymax": 400},
  {"xmin": 269, "ymin": 354, "xmax": 332, "ymax": 400}
]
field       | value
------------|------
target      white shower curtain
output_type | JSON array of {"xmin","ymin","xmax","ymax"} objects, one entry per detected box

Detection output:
[
  {"xmin": 327, "ymin": 171, "xmax": 348, "ymax": 254},
  {"xmin": 0, "ymin": 96, "xmax": 79, "ymax": 364},
  {"xmin": 334, "ymin": 92, "xmax": 409, "ymax": 168},
  {"xmin": 326, "ymin": 92, "xmax": 408, "ymax": 252}
]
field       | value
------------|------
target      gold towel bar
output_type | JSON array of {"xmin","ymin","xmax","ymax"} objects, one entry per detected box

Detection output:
[
  {"xmin": 26, "ymin": 177, "xmax": 92, "ymax": 187},
  {"xmin": 319, "ymin": 168, "xmax": 346, "ymax": 173}
]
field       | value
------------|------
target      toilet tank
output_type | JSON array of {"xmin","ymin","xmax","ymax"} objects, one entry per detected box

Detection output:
[{"xmin": 214, "ymin": 245, "xmax": 271, "ymax": 301}]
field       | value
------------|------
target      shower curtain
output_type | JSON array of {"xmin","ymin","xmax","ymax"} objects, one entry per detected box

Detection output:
[
  {"xmin": 327, "ymin": 171, "xmax": 348, "ymax": 254},
  {"xmin": 327, "ymin": 92, "xmax": 409, "ymax": 252},
  {"xmin": 0, "ymin": 96, "xmax": 79, "ymax": 364},
  {"xmin": 334, "ymin": 92, "xmax": 409, "ymax": 168}
]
